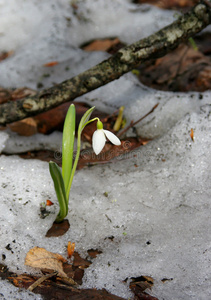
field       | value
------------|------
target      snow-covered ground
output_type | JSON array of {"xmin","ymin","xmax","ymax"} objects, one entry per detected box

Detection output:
[{"xmin": 0, "ymin": 1, "xmax": 210, "ymax": 299}]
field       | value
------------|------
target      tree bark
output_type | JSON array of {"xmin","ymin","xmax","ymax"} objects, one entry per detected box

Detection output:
[{"xmin": 0, "ymin": 1, "xmax": 210, "ymax": 126}]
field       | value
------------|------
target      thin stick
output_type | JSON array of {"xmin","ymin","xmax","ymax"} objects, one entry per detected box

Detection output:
[
  {"xmin": 117, "ymin": 103, "xmax": 159, "ymax": 137},
  {"xmin": 27, "ymin": 271, "xmax": 57, "ymax": 292}
]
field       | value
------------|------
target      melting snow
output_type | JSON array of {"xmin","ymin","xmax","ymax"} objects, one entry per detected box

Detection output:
[{"xmin": 0, "ymin": 0, "xmax": 210, "ymax": 299}]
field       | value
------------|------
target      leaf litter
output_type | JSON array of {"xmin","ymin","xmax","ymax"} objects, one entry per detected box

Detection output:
[{"xmin": 0, "ymin": 245, "xmax": 149, "ymax": 299}]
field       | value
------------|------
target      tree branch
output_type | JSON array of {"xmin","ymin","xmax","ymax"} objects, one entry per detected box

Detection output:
[{"xmin": 0, "ymin": 1, "xmax": 210, "ymax": 126}]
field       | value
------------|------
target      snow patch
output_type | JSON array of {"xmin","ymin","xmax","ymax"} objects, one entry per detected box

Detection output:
[{"xmin": 0, "ymin": 1, "xmax": 210, "ymax": 299}]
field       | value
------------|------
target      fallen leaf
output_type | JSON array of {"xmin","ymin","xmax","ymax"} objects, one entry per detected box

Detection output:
[
  {"xmin": 46, "ymin": 199, "xmax": 54, "ymax": 206},
  {"xmin": 0, "ymin": 88, "xmax": 12, "ymax": 105},
  {"xmin": 87, "ymin": 249, "xmax": 102, "ymax": 259},
  {"xmin": 45, "ymin": 219, "xmax": 70, "ymax": 237},
  {"xmin": 129, "ymin": 275, "xmax": 158, "ymax": 300},
  {"xmin": 133, "ymin": 0, "xmax": 198, "ymax": 10},
  {"xmin": 81, "ymin": 38, "xmax": 121, "ymax": 52},
  {"xmin": 25, "ymin": 247, "xmax": 67, "ymax": 277},
  {"xmin": 43, "ymin": 61, "xmax": 58, "ymax": 67},
  {"xmin": 0, "ymin": 86, "xmax": 36, "ymax": 105},
  {"xmin": 64, "ymin": 251, "xmax": 92, "ymax": 285},
  {"xmin": 72, "ymin": 252, "xmax": 91, "ymax": 269},
  {"xmin": 0, "ymin": 50, "xmax": 14, "ymax": 62},
  {"xmin": 136, "ymin": 44, "xmax": 211, "ymax": 92},
  {"xmin": 8, "ymin": 118, "xmax": 37, "ymax": 136},
  {"xmin": 190, "ymin": 128, "xmax": 194, "ymax": 141},
  {"xmin": 11, "ymin": 87, "xmax": 36, "ymax": 100},
  {"xmin": 67, "ymin": 242, "xmax": 75, "ymax": 258}
]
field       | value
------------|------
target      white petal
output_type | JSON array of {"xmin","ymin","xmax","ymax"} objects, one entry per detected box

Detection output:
[
  {"xmin": 103, "ymin": 130, "xmax": 121, "ymax": 145},
  {"xmin": 92, "ymin": 129, "xmax": 106, "ymax": 155}
]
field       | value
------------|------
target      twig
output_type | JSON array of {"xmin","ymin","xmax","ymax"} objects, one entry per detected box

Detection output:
[
  {"xmin": 27, "ymin": 271, "xmax": 57, "ymax": 292},
  {"xmin": 117, "ymin": 103, "xmax": 159, "ymax": 137}
]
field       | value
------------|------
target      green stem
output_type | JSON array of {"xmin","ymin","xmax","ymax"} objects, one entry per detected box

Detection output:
[
  {"xmin": 66, "ymin": 116, "xmax": 98, "ymax": 203},
  {"xmin": 66, "ymin": 131, "xmax": 81, "ymax": 204},
  {"xmin": 84, "ymin": 117, "xmax": 99, "ymax": 126}
]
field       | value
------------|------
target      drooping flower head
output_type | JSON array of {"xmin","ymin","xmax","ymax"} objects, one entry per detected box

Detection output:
[{"xmin": 92, "ymin": 119, "xmax": 121, "ymax": 155}]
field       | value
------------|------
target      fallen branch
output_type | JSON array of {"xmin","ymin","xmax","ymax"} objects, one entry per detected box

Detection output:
[{"xmin": 0, "ymin": 1, "xmax": 210, "ymax": 126}]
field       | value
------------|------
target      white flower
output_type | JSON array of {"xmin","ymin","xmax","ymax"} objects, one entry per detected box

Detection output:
[{"xmin": 92, "ymin": 129, "xmax": 121, "ymax": 155}]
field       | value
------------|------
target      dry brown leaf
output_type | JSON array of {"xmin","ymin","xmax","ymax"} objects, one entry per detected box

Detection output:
[
  {"xmin": 137, "ymin": 44, "xmax": 211, "ymax": 92},
  {"xmin": 46, "ymin": 199, "xmax": 54, "ymax": 206},
  {"xmin": 11, "ymin": 87, "xmax": 36, "ymax": 100},
  {"xmin": 25, "ymin": 247, "xmax": 67, "ymax": 277},
  {"xmin": 129, "ymin": 275, "xmax": 158, "ymax": 300},
  {"xmin": 67, "ymin": 241, "xmax": 75, "ymax": 258},
  {"xmin": 8, "ymin": 118, "xmax": 38, "ymax": 136},
  {"xmin": 0, "ymin": 86, "xmax": 36, "ymax": 105},
  {"xmin": 82, "ymin": 38, "xmax": 120, "ymax": 52},
  {"xmin": 43, "ymin": 61, "xmax": 58, "ymax": 67},
  {"xmin": 0, "ymin": 50, "xmax": 14, "ymax": 62},
  {"xmin": 133, "ymin": 0, "xmax": 198, "ymax": 10},
  {"xmin": 190, "ymin": 128, "xmax": 194, "ymax": 141},
  {"xmin": 45, "ymin": 219, "xmax": 70, "ymax": 237}
]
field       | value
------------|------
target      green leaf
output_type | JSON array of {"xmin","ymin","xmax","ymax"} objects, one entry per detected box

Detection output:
[
  {"xmin": 65, "ymin": 106, "xmax": 96, "ymax": 205},
  {"xmin": 49, "ymin": 161, "xmax": 68, "ymax": 223},
  {"xmin": 78, "ymin": 106, "xmax": 95, "ymax": 137},
  {"xmin": 62, "ymin": 104, "xmax": 75, "ymax": 198}
]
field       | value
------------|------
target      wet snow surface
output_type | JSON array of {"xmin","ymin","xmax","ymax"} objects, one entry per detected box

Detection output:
[{"xmin": 0, "ymin": 0, "xmax": 210, "ymax": 299}]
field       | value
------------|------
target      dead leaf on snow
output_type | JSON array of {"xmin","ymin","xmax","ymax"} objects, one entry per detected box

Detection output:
[
  {"xmin": 133, "ymin": 0, "xmax": 198, "ymax": 10},
  {"xmin": 190, "ymin": 128, "xmax": 194, "ymax": 141},
  {"xmin": 81, "ymin": 38, "xmax": 121, "ymax": 52},
  {"xmin": 45, "ymin": 219, "xmax": 70, "ymax": 237},
  {"xmin": 25, "ymin": 247, "xmax": 67, "ymax": 277},
  {"xmin": 8, "ymin": 118, "xmax": 38, "ymax": 136},
  {"xmin": 0, "ymin": 50, "xmax": 14, "ymax": 62},
  {"xmin": 67, "ymin": 241, "xmax": 75, "ymax": 258},
  {"xmin": 46, "ymin": 199, "xmax": 54, "ymax": 206},
  {"xmin": 43, "ymin": 61, "xmax": 58, "ymax": 67},
  {"xmin": 129, "ymin": 275, "xmax": 158, "ymax": 300}
]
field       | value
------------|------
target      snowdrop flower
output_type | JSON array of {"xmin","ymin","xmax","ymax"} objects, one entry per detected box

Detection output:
[{"xmin": 92, "ymin": 120, "xmax": 121, "ymax": 155}]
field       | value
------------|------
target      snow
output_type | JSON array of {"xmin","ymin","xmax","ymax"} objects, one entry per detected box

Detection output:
[
  {"xmin": 0, "ymin": 0, "xmax": 175, "ymax": 90},
  {"xmin": 0, "ymin": 0, "xmax": 211, "ymax": 299},
  {"xmin": 2, "ymin": 130, "xmax": 63, "ymax": 154}
]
